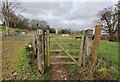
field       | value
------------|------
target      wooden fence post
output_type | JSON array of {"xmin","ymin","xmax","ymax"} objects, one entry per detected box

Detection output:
[
  {"xmin": 82, "ymin": 31, "xmax": 87, "ymax": 67},
  {"xmin": 37, "ymin": 29, "xmax": 45, "ymax": 74},
  {"xmin": 91, "ymin": 25, "xmax": 102, "ymax": 70},
  {"xmin": 78, "ymin": 30, "xmax": 93, "ymax": 67},
  {"xmin": 78, "ymin": 30, "xmax": 85, "ymax": 66},
  {"xmin": 46, "ymin": 30, "xmax": 50, "ymax": 67},
  {"xmin": 85, "ymin": 30, "xmax": 93, "ymax": 56}
]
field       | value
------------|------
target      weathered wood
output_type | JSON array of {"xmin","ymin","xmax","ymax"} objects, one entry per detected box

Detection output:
[
  {"xmin": 45, "ymin": 31, "xmax": 48, "ymax": 66},
  {"xmin": 52, "ymin": 38, "xmax": 79, "ymax": 66},
  {"xmin": 86, "ymin": 36, "xmax": 92, "ymax": 56},
  {"xmin": 78, "ymin": 31, "xmax": 85, "ymax": 66},
  {"xmin": 50, "ymin": 38, "xmax": 80, "ymax": 42},
  {"xmin": 50, "ymin": 49, "xmax": 80, "ymax": 52},
  {"xmin": 82, "ymin": 30, "xmax": 93, "ymax": 67},
  {"xmin": 35, "ymin": 35, "xmax": 37, "ymax": 55},
  {"xmin": 82, "ymin": 31, "xmax": 87, "ymax": 67},
  {"xmin": 51, "ymin": 61, "xmax": 75, "ymax": 64},
  {"xmin": 46, "ymin": 30, "xmax": 50, "ymax": 67},
  {"xmin": 50, "ymin": 42, "xmax": 80, "ymax": 45},
  {"xmin": 32, "ymin": 34, "xmax": 37, "ymax": 55},
  {"xmin": 51, "ymin": 56, "xmax": 79, "ymax": 58},
  {"xmin": 37, "ymin": 29, "xmax": 45, "ymax": 74},
  {"xmin": 91, "ymin": 25, "xmax": 102, "ymax": 70}
]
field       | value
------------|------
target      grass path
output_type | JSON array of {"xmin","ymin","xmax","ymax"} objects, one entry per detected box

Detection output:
[{"xmin": 2, "ymin": 36, "xmax": 31, "ymax": 80}]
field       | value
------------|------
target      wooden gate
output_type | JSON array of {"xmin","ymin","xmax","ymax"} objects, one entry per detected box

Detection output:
[
  {"xmin": 46, "ymin": 29, "xmax": 93, "ymax": 67},
  {"xmin": 33, "ymin": 25, "xmax": 102, "ymax": 74}
]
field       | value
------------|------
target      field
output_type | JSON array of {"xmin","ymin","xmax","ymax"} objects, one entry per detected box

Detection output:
[
  {"xmin": 1, "ymin": 27, "xmax": 119, "ymax": 80},
  {"xmin": 98, "ymin": 40, "xmax": 118, "ymax": 70}
]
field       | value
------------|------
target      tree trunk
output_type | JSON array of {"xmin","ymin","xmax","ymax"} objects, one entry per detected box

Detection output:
[
  {"xmin": 109, "ymin": 29, "xmax": 115, "ymax": 41},
  {"xmin": 5, "ymin": 18, "xmax": 9, "ymax": 36}
]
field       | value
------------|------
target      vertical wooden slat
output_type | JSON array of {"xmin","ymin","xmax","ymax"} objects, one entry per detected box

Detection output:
[
  {"xmin": 43, "ymin": 30, "xmax": 45, "ymax": 71},
  {"xmin": 46, "ymin": 30, "xmax": 50, "ymax": 67},
  {"xmin": 42, "ymin": 30, "xmax": 45, "ymax": 74},
  {"xmin": 78, "ymin": 31, "xmax": 85, "ymax": 66},
  {"xmin": 86, "ymin": 36, "xmax": 90, "ymax": 56},
  {"xmin": 82, "ymin": 31, "xmax": 87, "ymax": 67},
  {"xmin": 91, "ymin": 25, "xmax": 102, "ymax": 70},
  {"xmin": 45, "ymin": 31, "xmax": 48, "ymax": 66},
  {"xmin": 32, "ymin": 34, "xmax": 37, "ymax": 56},
  {"xmin": 34, "ymin": 35, "xmax": 37, "ymax": 55}
]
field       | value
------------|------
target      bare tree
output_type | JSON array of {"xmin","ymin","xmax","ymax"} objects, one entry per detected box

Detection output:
[
  {"xmin": 117, "ymin": 1, "xmax": 120, "ymax": 41},
  {"xmin": 98, "ymin": 3, "xmax": 118, "ymax": 41},
  {"xmin": 30, "ymin": 19, "xmax": 48, "ymax": 30},
  {"xmin": 0, "ymin": 0, "xmax": 21, "ymax": 35}
]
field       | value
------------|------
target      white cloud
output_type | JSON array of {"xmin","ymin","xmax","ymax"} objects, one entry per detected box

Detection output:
[
  {"xmin": 18, "ymin": 1, "xmax": 117, "ymax": 31},
  {"xmin": 19, "ymin": 0, "xmax": 118, "ymax": 2}
]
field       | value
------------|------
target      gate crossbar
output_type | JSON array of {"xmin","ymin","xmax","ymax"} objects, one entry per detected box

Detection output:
[{"xmin": 52, "ymin": 38, "xmax": 80, "ymax": 66}]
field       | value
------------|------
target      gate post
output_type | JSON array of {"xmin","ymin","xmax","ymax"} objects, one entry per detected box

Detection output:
[
  {"xmin": 85, "ymin": 30, "xmax": 93, "ymax": 56},
  {"xmin": 78, "ymin": 30, "xmax": 85, "ymax": 66},
  {"xmin": 37, "ymin": 29, "xmax": 45, "ymax": 74},
  {"xmin": 91, "ymin": 25, "xmax": 102, "ymax": 70},
  {"xmin": 82, "ymin": 31, "xmax": 87, "ymax": 67},
  {"xmin": 46, "ymin": 29, "xmax": 50, "ymax": 67}
]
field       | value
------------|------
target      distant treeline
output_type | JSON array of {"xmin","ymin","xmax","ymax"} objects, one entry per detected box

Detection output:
[{"xmin": 1, "ymin": 13, "xmax": 56, "ymax": 33}]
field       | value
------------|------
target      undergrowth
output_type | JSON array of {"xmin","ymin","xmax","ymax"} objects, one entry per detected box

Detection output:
[{"xmin": 18, "ymin": 44, "xmax": 52, "ymax": 80}]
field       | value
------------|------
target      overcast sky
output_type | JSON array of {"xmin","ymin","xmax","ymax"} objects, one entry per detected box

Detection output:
[{"xmin": 17, "ymin": 0, "xmax": 118, "ymax": 31}]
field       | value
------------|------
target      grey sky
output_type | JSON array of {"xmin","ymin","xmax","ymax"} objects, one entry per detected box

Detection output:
[{"xmin": 18, "ymin": 1, "xmax": 117, "ymax": 31}]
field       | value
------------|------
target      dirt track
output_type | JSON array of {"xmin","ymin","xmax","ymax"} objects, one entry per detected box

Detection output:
[{"xmin": 48, "ymin": 52, "xmax": 70, "ymax": 80}]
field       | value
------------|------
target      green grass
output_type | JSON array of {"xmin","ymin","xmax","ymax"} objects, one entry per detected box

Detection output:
[
  {"xmin": 0, "ymin": 26, "xmax": 27, "ymax": 35},
  {"xmin": 98, "ymin": 40, "xmax": 118, "ymax": 70},
  {"xmin": 0, "ymin": 26, "xmax": 14, "ymax": 33},
  {"xmin": 98, "ymin": 40, "xmax": 119, "ymax": 79},
  {"xmin": 18, "ymin": 48, "xmax": 52, "ymax": 80},
  {"xmin": 0, "ymin": 26, "xmax": 6, "ymax": 34}
]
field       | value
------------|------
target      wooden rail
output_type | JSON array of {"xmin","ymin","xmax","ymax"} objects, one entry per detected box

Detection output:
[
  {"xmin": 51, "ymin": 56, "xmax": 79, "ymax": 58},
  {"xmin": 51, "ymin": 61, "xmax": 75, "ymax": 64},
  {"xmin": 50, "ymin": 42, "xmax": 80, "ymax": 45},
  {"xmin": 50, "ymin": 49, "xmax": 80, "ymax": 52}
]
